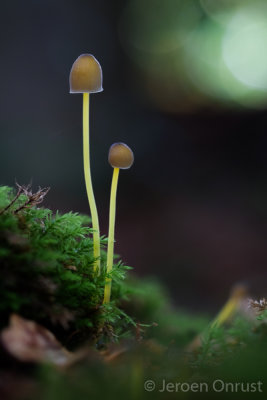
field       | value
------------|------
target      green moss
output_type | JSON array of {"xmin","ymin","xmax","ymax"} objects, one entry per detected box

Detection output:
[
  {"xmin": 0, "ymin": 185, "xmax": 136, "ymax": 343},
  {"xmin": 2, "ymin": 185, "xmax": 267, "ymax": 400}
]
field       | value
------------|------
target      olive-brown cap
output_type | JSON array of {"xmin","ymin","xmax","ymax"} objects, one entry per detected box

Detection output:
[
  {"xmin": 69, "ymin": 54, "xmax": 103, "ymax": 93},
  {"xmin": 108, "ymin": 143, "xmax": 134, "ymax": 169}
]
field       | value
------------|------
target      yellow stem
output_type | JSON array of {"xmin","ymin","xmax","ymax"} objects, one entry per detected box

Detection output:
[
  {"xmin": 210, "ymin": 285, "xmax": 246, "ymax": 328},
  {"xmin": 83, "ymin": 92, "xmax": 101, "ymax": 275},
  {"xmin": 103, "ymin": 167, "xmax": 120, "ymax": 303},
  {"xmin": 211, "ymin": 298, "xmax": 238, "ymax": 328}
]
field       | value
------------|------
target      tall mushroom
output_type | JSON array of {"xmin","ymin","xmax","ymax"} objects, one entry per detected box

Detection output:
[
  {"xmin": 103, "ymin": 143, "xmax": 134, "ymax": 304},
  {"xmin": 69, "ymin": 54, "xmax": 103, "ymax": 274}
]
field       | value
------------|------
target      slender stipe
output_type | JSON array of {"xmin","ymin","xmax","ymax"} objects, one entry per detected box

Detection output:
[
  {"xmin": 103, "ymin": 167, "xmax": 119, "ymax": 303},
  {"xmin": 83, "ymin": 93, "xmax": 101, "ymax": 274}
]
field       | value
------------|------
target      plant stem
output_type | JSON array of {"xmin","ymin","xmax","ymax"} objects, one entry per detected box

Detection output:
[
  {"xmin": 211, "ymin": 297, "xmax": 239, "ymax": 328},
  {"xmin": 83, "ymin": 92, "xmax": 101, "ymax": 275},
  {"xmin": 211, "ymin": 287, "xmax": 246, "ymax": 328},
  {"xmin": 0, "ymin": 186, "xmax": 22, "ymax": 215},
  {"xmin": 103, "ymin": 167, "xmax": 120, "ymax": 303}
]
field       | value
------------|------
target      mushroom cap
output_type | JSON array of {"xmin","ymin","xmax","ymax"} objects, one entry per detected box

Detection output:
[
  {"xmin": 108, "ymin": 143, "xmax": 134, "ymax": 169},
  {"xmin": 69, "ymin": 54, "xmax": 103, "ymax": 93}
]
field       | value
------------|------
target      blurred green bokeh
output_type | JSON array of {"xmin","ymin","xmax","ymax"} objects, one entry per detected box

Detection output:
[{"xmin": 120, "ymin": 0, "xmax": 267, "ymax": 111}]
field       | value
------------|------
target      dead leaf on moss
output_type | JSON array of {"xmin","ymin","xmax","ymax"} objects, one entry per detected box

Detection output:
[{"xmin": 1, "ymin": 314, "xmax": 72, "ymax": 366}]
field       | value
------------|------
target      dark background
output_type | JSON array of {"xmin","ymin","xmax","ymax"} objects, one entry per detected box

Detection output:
[{"xmin": 1, "ymin": 0, "xmax": 267, "ymax": 314}]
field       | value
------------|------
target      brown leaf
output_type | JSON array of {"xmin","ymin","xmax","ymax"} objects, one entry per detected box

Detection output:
[{"xmin": 1, "ymin": 314, "xmax": 72, "ymax": 366}]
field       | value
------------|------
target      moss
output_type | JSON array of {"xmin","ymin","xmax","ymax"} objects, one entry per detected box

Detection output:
[
  {"xmin": 1, "ymin": 185, "xmax": 267, "ymax": 400},
  {"xmin": 0, "ymin": 185, "xmax": 136, "ymax": 344}
]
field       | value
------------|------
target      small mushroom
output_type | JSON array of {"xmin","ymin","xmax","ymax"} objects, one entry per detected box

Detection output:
[
  {"xmin": 103, "ymin": 143, "xmax": 134, "ymax": 304},
  {"xmin": 69, "ymin": 54, "xmax": 103, "ymax": 274},
  {"xmin": 69, "ymin": 54, "xmax": 103, "ymax": 93},
  {"xmin": 108, "ymin": 142, "xmax": 134, "ymax": 170}
]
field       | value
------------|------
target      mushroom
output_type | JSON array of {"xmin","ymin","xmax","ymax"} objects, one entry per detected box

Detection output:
[
  {"xmin": 103, "ymin": 143, "xmax": 134, "ymax": 304},
  {"xmin": 69, "ymin": 54, "xmax": 103, "ymax": 274}
]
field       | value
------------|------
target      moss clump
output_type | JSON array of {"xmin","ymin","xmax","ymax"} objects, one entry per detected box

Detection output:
[
  {"xmin": 0, "ymin": 185, "xmax": 134, "ymax": 344},
  {"xmin": 0, "ymin": 185, "xmax": 207, "ymax": 349}
]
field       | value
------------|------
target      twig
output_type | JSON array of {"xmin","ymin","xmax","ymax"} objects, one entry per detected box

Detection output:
[
  {"xmin": 0, "ymin": 184, "xmax": 23, "ymax": 215},
  {"xmin": 14, "ymin": 185, "xmax": 50, "ymax": 214},
  {"xmin": 248, "ymin": 298, "xmax": 267, "ymax": 314}
]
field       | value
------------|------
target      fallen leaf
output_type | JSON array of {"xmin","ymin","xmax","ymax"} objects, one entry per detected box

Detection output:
[{"xmin": 1, "ymin": 314, "xmax": 72, "ymax": 366}]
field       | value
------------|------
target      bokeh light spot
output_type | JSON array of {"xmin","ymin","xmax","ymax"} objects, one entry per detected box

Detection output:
[{"xmin": 223, "ymin": 11, "xmax": 267, "ymax": 90}]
